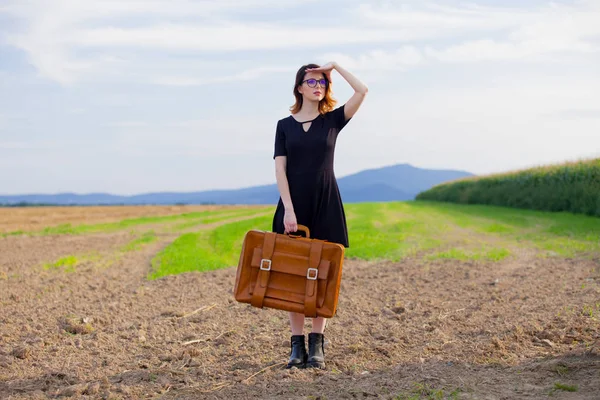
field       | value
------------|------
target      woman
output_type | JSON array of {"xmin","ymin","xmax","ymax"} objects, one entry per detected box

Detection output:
[{"xmin": 272, "ymin": 61, "xmax": 368, "ymax": 369}]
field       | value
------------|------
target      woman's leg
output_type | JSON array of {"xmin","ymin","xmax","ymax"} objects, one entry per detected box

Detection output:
[
  {"xmin": 311, "ymin": 317, "xmax": 327, "ymax": 333},
  {"xmin": 289, "ymin": 312, "xmax": 305, "ymax": 335}
]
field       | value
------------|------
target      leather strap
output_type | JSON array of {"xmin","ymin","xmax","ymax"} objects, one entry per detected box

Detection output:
[
  {"xmin": 251, "ymin": 232, "xmax": 276, "ymax": 308},
  {"xmin": 304, "ymin": 240, "xmax": 324, "ymax": 317}
]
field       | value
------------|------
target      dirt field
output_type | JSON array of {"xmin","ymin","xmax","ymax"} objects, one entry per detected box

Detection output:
[
  {"xmin": 0, "ymin": 205, "xmax": 237, "ymax": 234},
  {"xmin": 1, "ymin": 206, "xmax": 599, "ymax": 399}
]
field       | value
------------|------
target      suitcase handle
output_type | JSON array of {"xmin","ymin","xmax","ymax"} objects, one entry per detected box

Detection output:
[{"xmin": 288, "ymin": 224, "xmax": 310, "ymax": 238}]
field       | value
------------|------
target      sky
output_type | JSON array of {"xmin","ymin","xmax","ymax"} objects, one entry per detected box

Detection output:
[{"xmin": 1, "ymin": 0, "xmax": 599, "ymax": 195}]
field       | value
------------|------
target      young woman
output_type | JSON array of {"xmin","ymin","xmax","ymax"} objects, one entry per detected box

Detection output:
[{"xmin": 272, "ymin": 61, "xmax": 368, "ymax": 369}]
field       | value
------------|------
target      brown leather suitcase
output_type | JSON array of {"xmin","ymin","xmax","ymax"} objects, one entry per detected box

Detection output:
[{"xmin": 233, "ymin": 225, "xmax": 345, "ymax": 318}]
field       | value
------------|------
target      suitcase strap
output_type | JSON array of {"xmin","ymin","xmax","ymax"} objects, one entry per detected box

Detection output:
[
  {"xmin": 304, "ymin": 240, "xmax": 324, "ymax": 318},
  {"xmin": 251, "ymin": 232, "xmax": 276, "ymax": 308}
]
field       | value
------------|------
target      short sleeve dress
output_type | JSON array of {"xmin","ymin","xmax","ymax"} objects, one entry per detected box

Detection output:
[{"xmin": 272, "ymin": 104, "xmax": 351, "ymax": 248}]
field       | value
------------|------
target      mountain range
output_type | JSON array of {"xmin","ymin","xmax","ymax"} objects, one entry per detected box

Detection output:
[{"xmin": 0, "ymin": 164, "xmax": 474, "ymax": 206}]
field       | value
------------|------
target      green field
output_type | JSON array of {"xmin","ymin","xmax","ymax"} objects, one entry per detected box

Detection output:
[
  {"xmin": 147, "ymin": 201, "xmax": 600, "ymax": 279},
  {"xmin": 24, "ymin": 202, "xmax": 599, "ymax": 279}
]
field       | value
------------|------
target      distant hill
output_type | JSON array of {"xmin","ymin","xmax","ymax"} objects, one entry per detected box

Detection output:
[{"xmin": 0, "ymin": 163, "xmax": 474, "ymax": 206}]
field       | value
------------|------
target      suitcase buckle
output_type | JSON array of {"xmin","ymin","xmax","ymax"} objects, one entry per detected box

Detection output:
[
  {"xmin": 260, "ymin": 259, "xmax": 271, "ymax": 271},
  {"xmin": 307, "ymin": 268, "xmax": 318, "ymax": 280}
]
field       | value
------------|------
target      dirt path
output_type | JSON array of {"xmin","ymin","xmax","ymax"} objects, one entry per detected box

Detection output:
[{"xmin": 1, "ymin": 222, "xmax": 599, "ymax": 399}]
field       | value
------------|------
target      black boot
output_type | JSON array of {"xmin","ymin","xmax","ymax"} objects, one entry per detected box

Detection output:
[
  {"xmin": 286, "ymin": 335, "xmax": 307, "ymax": 369},
  {"xmin": 307, "ymin": 333, "xmax": 326, "ymax": 369}
]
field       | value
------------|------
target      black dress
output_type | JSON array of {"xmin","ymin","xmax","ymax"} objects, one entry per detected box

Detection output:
[{"xmin": 272, "ymin": 104, "xmax": 351, "ymax": 248}]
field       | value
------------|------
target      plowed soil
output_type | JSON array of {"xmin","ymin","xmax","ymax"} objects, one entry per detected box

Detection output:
[
  {"xmin": 1, "ymin": 206, "xmax": 599, "ymax": 399},
  {"xmin": 0, "ymin": 205, "xmax": 233, "ymax": 234}
]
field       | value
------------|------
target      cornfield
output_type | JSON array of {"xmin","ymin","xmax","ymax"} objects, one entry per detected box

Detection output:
[{"xmin": 416, "ymin": 158, "xmax": 600, "ymax": 217}]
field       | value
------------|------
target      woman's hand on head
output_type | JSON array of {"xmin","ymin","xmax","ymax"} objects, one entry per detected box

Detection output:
[
  {"xmin": 283, "ymin": 209, "xmax": 298, "ymax": 234},
  {"xmin": 306, "ymin": 62, "xmax": 336, "ymax": 83}
]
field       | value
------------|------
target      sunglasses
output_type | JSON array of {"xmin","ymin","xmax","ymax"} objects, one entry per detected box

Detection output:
[{"xmin": 302, "ymin": 78, "xmax": 328, "ymax": 88}]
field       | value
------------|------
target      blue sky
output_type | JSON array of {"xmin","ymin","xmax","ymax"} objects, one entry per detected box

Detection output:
[{"xmin": 1, "ymin": 0, "xmax": 599, "ymax": 195}]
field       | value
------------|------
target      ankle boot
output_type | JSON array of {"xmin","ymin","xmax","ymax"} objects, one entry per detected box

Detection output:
[
  {"xmin": 286, "ymin": 335, "xmax": 307, "ymax": 369},
  {"xmin": 307, "ymin": 333, "xmax": 326, "ymax": 369}
]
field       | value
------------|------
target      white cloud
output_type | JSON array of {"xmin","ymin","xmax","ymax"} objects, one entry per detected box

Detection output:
[
  {"xmin": 153, "ymin": 66, "xmax": 293, "ymax": 86},
  {"xmin": 2, "ymin": 0, "xmax": 324, "ymax": 84},
  {"xmin": 550, "ymin": 108, "xmax": 600, "ymax": 119},
  {"xmin": 321, "ymin": 47, "xmax": 425, "ymax": 72},
  {"xmin": 1, "ymin": 0, "xmax": 317, "ymax": 20},
  {"xmin": 6, "ymin": 0, "xmax": 599, "ymax": 85},
  {"xmin": 426, "ymin": 39, "xmax": 598, "ymax": 64},
  {"xmin": 109, "ymin": 116, "xmax": 275, "ymax": 156},
  {"xmin": 0, "ymin": 113, "xmax": 29, "ymax": 133},
  {"xmin": 0, "ymin": 140, "xmax": 59, "ymax": 150},
  {"xmin": 350, "ymin": 1, "xmax": 598, "ymax": 67},
  {"xmin": 71, "ymin": 24, "xmax": 402, "ymax": 52},
  {"xmin": 388, "ymin": 2, "xmax": 597, "ymax": 64},
  {"xmin": 104, "ymin": 121, "xmax": 150, "ymax": 128},
  {"xmin": 355, "ymin": 2, "xmax": 528, "ymax": 32},
  {"xmin": 323, "ymin": 1, "xmax": 600, "ymax": 71}
]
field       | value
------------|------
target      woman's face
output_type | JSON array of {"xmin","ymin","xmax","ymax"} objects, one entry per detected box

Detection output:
[{"xmin": 298, "ymin": 71, "xmax": 327, "ymax": 103}]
